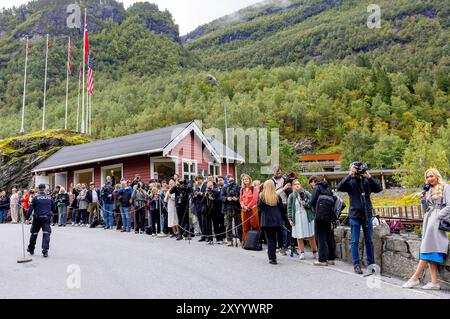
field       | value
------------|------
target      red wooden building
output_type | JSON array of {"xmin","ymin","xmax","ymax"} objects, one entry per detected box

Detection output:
[{"xmin": 32, "ymin": 121, "xmax": 244, "ymax": 190}]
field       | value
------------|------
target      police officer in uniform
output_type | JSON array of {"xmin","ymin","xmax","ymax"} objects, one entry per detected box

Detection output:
[{"xmin": 26, "ymin": 184, "xmax": 55, "ymax": 258}]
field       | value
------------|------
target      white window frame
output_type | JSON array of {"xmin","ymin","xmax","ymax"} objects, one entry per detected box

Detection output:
[
  {"xmin": 182, "ymin": 159, "xmax": 198, "ymax": 181},
  {"xmin": 208, "ymin": 162, "xmax": 222, "ymax": 178},
  {"xmin": 73, "ymin": 168, "xmax": 95, "ymax": 186},
  {"xmin": 100, "ymin": 164, "xmax": 124, "ymax": 187},
  {"xmin": 150, "ymin": 156, "xmax": 179, "ymax": 179}
]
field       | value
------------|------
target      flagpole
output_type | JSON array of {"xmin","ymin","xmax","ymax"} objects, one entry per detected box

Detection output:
[
  {"xmin": 86, "ymin": 87, "xmax": 89, "ymax": 133},
  {"xmin": 81, "ymin": 8, "xmax": 86, "ymax": 134},
  {"xmin": 76, "ymin": 63, "xmax": 81, "ymax": 132},
  {"xmin": 42, "ymin": 34, "xmax": 49, "ymax": 131},
  {"xmin": 89, "ymin": 94, "xmax": 92, "ymax": 135},
  {"xmin": 20, "ymin": 37, "xmax": 29, "ymax": 134},
  {"xmin": 64, "ymin": 37, "xmax": 70, "ymax": 130}
]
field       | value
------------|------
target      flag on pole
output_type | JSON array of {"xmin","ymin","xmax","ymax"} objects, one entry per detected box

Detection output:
[
  {"xmin": 84, "ymin": 15, "xmax": 90, "ymax": 64},
  {"xmin": 86, "ymin": 53, "xmax": 94, "ymax": 96},
  {"xmin": 76, "ymin": 62, "xmax": 82, "ymax": 132},
  {"xmin": 20, "ymin": 37, "xmax": 30, "ymax": 134},
  {"xmin": 68, "ymin": 37, "xmax": 73, "ymax": 74},
  {"xmin": 26, "ymin": 40, "xmax": 30, "ymax": 62}
]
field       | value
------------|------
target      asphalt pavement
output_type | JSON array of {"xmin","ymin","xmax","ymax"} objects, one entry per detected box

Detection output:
[{"xmin": 1, "ymin": 223, "xmax": 449, "ymax": 299}]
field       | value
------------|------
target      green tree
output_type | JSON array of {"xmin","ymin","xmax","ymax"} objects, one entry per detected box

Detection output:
[{"xmin": 398, "ymin": 121, "xmax": 450, "ymax": 187}]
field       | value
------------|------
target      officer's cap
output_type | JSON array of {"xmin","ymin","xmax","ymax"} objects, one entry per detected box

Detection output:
[{"xmin": 38, "ymin": 184, "xmax": 46, "ymax": 190}]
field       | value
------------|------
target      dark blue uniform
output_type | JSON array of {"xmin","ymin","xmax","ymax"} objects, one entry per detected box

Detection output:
[{"xmin": 27, "ymin": 191, "xmax": 55, "ymax": 255}]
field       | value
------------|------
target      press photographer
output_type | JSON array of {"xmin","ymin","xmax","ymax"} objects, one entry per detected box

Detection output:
[
  {"xmin": 193, "ymin": 176, "xmax": 207, "ymax": 242},
  {"xmin": 204, "ymin": 181, "xmax": 221, "ymax": 244},
  {"xmin": 170, "ymin": 179, "xmax": 192, "ymax": 240},
  {"xmin": 337, "ymin": 162, "xmax": 382, "ymax": 274},
  {"xmin": 221, "ymin": 175, "xmax": 242, "ymax": 247}
]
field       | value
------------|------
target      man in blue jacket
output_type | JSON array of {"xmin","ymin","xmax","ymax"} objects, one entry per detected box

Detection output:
[
  {"xmin": 118, "ymin": 181, "xmax": 133, "ymax": 232},
  {"xmin": 101, "ymin": 183, "xmax": 115, "ymax": 229},
  {"xmin": 337, "ymin": 162, "xmax": 382, "ymax": 274}
]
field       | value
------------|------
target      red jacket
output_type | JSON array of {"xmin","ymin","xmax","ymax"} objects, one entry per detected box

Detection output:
[
  {"xmin": 240, "ymin": 186, "xmax": 259, "ymax": 210},
  {"xmin": 21, "ymin": 194, "xmax": 30, "ymax": 211}
]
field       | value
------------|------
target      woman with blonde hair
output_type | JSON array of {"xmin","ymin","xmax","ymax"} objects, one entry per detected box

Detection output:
[
  {"xmin": 403, "ymin": 168, "xmax": 449, "ymax": 290},
  {"xmin": 258, "ymin": 180, "xmax": 284, "ymax": 265}
]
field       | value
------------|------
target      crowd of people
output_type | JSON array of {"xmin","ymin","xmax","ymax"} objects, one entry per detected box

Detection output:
[{"xmin": 1, "ymin": 165, "xmax": 448, "ymax": 289}]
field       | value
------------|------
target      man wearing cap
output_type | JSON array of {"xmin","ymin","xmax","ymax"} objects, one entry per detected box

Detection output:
[{"xmin": 26, "ymin": 184, "xmax": 56, "ymax": 258}]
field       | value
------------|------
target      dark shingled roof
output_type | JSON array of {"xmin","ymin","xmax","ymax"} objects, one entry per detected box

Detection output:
[
  {"xmin": 33, "ymin": 121, "xmax": 245, "ymax": 172},
  {"xmin": 33, "ymin": 122, "xmax": 192, "ymax": 171}
]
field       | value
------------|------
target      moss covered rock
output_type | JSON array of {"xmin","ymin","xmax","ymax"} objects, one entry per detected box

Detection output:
[{"xmin": 0, "ymin": 130, "xmax": 93, "ymax": 192}]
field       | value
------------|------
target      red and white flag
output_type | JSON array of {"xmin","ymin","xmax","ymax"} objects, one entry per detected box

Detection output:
[
  {"xmin": 68, "ymin": 37, "xmax": 73, "ymax": 74},
  {"xmin": 86, "ymin": 53, "xmax": 94, "ymax": 96},
  {"xmin": 84, "ymin": 16, "xmax": 90, "ymax": 64}
]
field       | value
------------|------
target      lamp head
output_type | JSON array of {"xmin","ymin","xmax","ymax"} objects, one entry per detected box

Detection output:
[{"xmin": 207, "ymin": 75, "xmax": 217, "ymax": 86}]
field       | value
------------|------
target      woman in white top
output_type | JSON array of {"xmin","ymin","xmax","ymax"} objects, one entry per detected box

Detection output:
[
  {"xmin": 10, "ymin": 188, "xmax": 20, "ymax": 224},
  {"xmin": 165, "ymin": 180, "xmax": 179, "ymax": 237}
]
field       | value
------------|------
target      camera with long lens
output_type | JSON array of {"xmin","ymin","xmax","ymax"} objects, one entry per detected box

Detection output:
[
  {"xmin": 299, "ymin": 191, "xmax": 306, "ymax": 201},
  {"xmin": 205, "ymin": 188, "xmax": 215, "ymax": 201},
  {"xmin": 228, "ymin": 189, "xmax": 237, "ymax": 198},
  {"xmin": 352, "ymin": 162, "xmax": 369, "ymax": 176}
]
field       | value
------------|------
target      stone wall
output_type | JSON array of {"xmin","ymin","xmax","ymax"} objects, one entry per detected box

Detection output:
[{"xmin": 334, "ymin": 225, "xmax": 450, "ymax": 289}]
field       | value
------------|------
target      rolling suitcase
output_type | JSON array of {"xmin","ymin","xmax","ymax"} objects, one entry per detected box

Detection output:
[{"xmin": 243, "ymin": 230, "xmax": 263, "ymax": 251}]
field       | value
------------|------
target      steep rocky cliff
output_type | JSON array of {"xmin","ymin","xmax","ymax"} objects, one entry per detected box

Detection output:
[{"xmin": 0, "ymin": 131, "xmax": 92, "ymax": 192}]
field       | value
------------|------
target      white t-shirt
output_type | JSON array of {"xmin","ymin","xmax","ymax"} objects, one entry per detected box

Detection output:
[{"xmin": 92, "ymin": 190, "xmax": 98, "ymax": 203}]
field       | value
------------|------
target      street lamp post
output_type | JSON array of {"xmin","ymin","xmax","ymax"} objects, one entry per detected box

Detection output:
[{"xmin": 207, "ymin": 75, "xmax": 230, "ymax": 177}]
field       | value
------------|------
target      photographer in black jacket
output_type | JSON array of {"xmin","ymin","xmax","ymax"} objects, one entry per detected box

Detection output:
[
  {"xmin": 203, "ymin": 181, "xmax": 222, "ymax": 244},
  {"xmin": 170, "ymin": 180, "xmax": 192, "ymax": 240},
  {"xmin": 309, "ymin": 176, "xmax": 335, "ymax": 267},
  {"xmin": 193, "ymin": 176, "xmax": 207, "ymax": 242},
  {"xmin": 221, "ymin": 175, "xmax": 242, "ymax": 247},
  {"xmin": 337, "ymin": 162, "xmax": 382, "ymax": 274}
]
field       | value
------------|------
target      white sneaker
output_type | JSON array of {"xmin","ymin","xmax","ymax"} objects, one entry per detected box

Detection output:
[
  {"xmin": 422, "ymin": 282, "xmax": 440, "ymax": 290},
  {"xmin": 313, "ymin": 252, "xmax": 317, "ymax": 260},
  {"xmin": 299, "ymin": 253, "xmax": 305, "ymax": 260},
  {"xmin": 402, "ymin": 279, "xmax": 420, "ymax": 289},
  {"xmin": 71, "ymin": 222, "xmax": 75, "ymax": 226}
]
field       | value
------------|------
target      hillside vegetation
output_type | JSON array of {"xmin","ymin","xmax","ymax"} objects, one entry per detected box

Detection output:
[{"xmin": 0, "ymin": 0, "xmax": 448, "ymax": 184}]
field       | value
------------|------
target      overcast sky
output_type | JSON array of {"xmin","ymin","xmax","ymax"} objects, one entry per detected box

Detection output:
[{"xmin": 0, "ymin": 0, "xmax": 264, "ymax": 34}]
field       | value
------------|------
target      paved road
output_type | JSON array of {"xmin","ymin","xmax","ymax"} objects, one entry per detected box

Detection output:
[{"xmin": 0, "ymin": 224, "xmax": 449, "ymax": 299}]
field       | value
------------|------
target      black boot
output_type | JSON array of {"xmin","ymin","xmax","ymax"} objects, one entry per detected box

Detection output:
[
  {"xmin": 354, "ymin": 264, "xmax": 363, "ymax": 275},
  {"xmin": 43, "ymin": 251, "xmax": 48, "ymax": 258},
  {"xmin": 27, "ymin": 247, "xmax": 34, "ymax": 255}
]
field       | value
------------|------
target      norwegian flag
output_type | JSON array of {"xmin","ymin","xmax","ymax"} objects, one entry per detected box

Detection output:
[
  {"xmin": 25, "ymin": 39, "xmax": 30, "ymax": 62},
  {"xmin": 86, "ymin": 53, "xmax": 94, "ymax": 96},
  {"xmin": 68, "ymin": 37, "xmax": 73, "ymax": 74},
  {"xmin": 84, "ymin": 15, "xmax": 89, "ymax": 64}
]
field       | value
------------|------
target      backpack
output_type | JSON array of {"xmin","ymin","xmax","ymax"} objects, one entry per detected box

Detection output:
[
  {"xmin": 315, "ymin": 194, "xmax": 336, "ymax": 222},
  {"xmin": 333, "ymin": 194, "xmax": 346, "ymax": 220}
]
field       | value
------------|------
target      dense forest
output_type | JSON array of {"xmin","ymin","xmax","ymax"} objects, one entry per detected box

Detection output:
[{"xmin": 0, "ymin": 0, "xmax": 448, "ymax": 185}]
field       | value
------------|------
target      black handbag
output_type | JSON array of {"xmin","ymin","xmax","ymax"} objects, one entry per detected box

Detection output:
[
  {"xmin": 439, "ymin": 217, "xmax": 450, "ymax": 232},
  {"xmin": 439, "ymin": 187, "xmax": 449, "ymax": 232}
]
